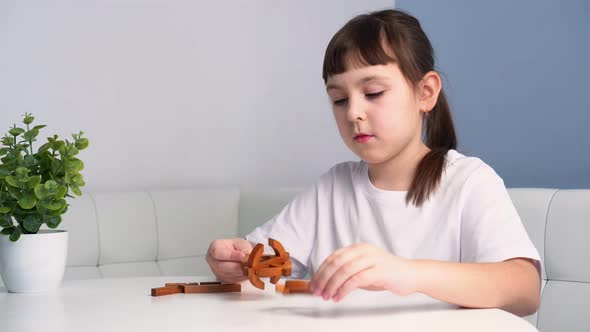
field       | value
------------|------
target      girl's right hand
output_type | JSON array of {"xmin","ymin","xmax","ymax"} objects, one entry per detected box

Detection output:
[{"xmin": 205, "ymin": 238, "xmax": 253, "ymax": 283}]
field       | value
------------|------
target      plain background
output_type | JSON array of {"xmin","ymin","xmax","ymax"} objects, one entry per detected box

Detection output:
[
  {"xmin": 397, "ymin": 0, "xmax": 590, "ymax": 188},
  {"xmin": 0, "ymin": 0, "xmax": 587, "ymax": 192}
]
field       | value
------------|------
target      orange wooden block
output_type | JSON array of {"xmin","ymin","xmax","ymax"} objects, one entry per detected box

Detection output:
[
  {"xmin": 248, "ymin": 269, "xmax": 265, "ymax": 290},
  {"xmin": 151, "ymin": 286, "xmax": 183, "ymax": 297},
  {"xmin": 255, "ymin": 267, "xmax": 283, "ymax": 278},
  {"xmin": 199, "ymin": 281, "xmax": 222, "ymax": 285},
  {"xmin": 184, "ymin": 283, "xmax": 241, "ymax": 293},
  {"xmin": 247, "ymin": 243, "xmax": 265, "ymax": 268},
  {"xmin": 268, "ymin": 238, "xmax": 288, "ymax": 258},
  {"xmin": 281, "ymin": 260, "xmax": 292, "ymax": 276},
  {"xmin": 285, "ymin": 280, "xmax": 311, "ymax": 294},
  {"xmin": 255, "ymin": 254, "xmax": 289, "ymax": 269}
]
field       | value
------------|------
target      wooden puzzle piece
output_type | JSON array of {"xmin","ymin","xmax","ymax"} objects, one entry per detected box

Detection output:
[
  {"xmin": 275, "ymin": 280, "xmax": 311, "ymax": 295},
  {"xmin": 184, "ymin": 283, "xmax": 241, "ymax": 293},
  {"xmin": 151, "ymin": 281, "xmax": 240, "ymax": 297}
]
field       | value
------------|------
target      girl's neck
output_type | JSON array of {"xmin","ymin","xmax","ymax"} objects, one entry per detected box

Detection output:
[{"xmin": 367, "ymin": 142, "xmax": 431, "ymax": 192}]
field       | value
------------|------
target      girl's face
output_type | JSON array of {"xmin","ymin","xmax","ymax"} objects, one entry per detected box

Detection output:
[{"xmin": 326, "ymin": 62, "xmax": 425, "ymax": 164}]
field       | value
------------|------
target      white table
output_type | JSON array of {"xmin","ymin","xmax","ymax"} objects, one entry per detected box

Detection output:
[{"xmin": 0, "ymin": 276, "xmax": 538, "ymax": 332}]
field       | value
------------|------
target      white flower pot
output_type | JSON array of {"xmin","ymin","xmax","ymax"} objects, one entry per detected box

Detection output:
[{"xmin": 0, "ymin": 229, "xmax": 68, "ymax": 293}]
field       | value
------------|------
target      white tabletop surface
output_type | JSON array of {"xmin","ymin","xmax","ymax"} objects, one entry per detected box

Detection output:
[{"xmin": 0, "ymin": 276, "xmax": 538, "ymax": 332}]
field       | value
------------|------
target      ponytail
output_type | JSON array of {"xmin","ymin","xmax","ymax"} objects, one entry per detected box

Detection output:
[{"xmin": 406, "ymin": 91, "xmax": 457, "ymax": 207}]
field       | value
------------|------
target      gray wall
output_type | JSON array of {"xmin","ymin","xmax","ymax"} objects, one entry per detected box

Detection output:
[
  {"xmin": 397, "ymin": 0, "xmax": 590, "ymax": 188},
  {"xmin": 0, "ymin": 0, "xmax": 393, "ymax": 192}
]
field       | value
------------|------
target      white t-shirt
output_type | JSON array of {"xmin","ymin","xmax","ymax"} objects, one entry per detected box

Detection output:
[{"xmin": 246, "ymin": 150, "xmax": 541, "ymax": 278}]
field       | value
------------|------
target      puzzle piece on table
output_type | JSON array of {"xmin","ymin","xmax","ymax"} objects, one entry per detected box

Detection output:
[
  {"xmin": 151, "ymin": 281, "xmax": 241, "ymax": 297},
  {"xmin": 243, "ymin": 238, "xmax": 292, "ymax": 290},
  {"xmin": 275, "ymin": 280, "xmax": 311, "ymax": 295}
]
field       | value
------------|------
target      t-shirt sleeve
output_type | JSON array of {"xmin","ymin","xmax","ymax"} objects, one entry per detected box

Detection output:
[
  {"xmin": 460, "ymin": 164, "xmax": 541, "ymax": 269},
  {"xmin": 244, "ymin": 183, "xmax": 319, "ymax": 279}
]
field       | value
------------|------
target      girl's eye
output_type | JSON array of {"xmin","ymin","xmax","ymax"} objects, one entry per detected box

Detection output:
[
  {"xmin": 366, "ymin": 91, "xmax": 384, "ymax": 99},
  {"xmin": 333, "ymin": 98, "xmax": 348, "ymax": 106}
]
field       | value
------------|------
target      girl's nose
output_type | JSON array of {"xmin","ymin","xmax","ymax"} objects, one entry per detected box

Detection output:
[{"xmin": 346, "ymin": 99, "xmax": 367, "ymax": 122}]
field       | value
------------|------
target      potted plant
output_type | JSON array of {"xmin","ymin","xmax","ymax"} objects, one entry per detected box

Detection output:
[{"xmin": 0, "ymin": 113, "xmax": 89, "ymax": 293}]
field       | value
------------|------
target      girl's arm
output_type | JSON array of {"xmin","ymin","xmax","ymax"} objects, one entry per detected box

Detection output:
[
  {"xmin": 309, "ymin": 244, "xmax": 541, "ymax": 317},
  {"xmin": 412, "ymin": 257, "xmax": 541, "ymax": 316}
]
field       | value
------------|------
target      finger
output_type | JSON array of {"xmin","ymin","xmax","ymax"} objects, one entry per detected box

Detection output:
[
  {"xmin": 322, "ymin": 259, "xmax": 373, "ymax": 300},
  {"xmin": 311, "ymin": 246, "xmax": 363, "ymax": 296},
  {"xmin": 333, "ymin": 268, "xmax": 374, "ymax": 302},
  {"xmin": 232, "ymin": 238, "xmax": 253, "ymax": 256},
  {"xmin": 215, "ymin": 260, "xmax": 246, "ymax": 277},
  {"xmin": 208, "ymin": 239, "xmax": 245, "ymax": 262}
]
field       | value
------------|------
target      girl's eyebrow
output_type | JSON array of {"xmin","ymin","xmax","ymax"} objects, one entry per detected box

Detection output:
[{"xmin": 326, "ymin": 75, "xmax": 390, "ymax": 91}]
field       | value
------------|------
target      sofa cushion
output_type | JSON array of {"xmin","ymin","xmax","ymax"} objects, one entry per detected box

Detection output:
[
  {"xmin": 545, "ymin": 190, "xmax": 590, "ymax": 282},
  {"xmin": 508, "ymin": 188, "xmax": 557, "ymax": 280},
  {"xmin": 537, "ymin": 280, "xmax": 590, "ymax": 332},
  {"xmin": 150, "ymin": 187, "xmax": 240, "ymax": 260},
  {"xmin": 94, "ymin": 192, "xmax": 158, "ymax": 265},
  {"xmin": 99, "ymin": 261, "xmax": 161, "ymax": 278},
  {"xmin": 60, "ymin": 194, "xmax": 100, "ymax": 267}
]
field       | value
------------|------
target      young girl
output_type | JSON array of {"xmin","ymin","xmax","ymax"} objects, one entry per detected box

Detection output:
[{"xmin": 206, "ymin": 9, "xmax": 541, "ymax": 316}]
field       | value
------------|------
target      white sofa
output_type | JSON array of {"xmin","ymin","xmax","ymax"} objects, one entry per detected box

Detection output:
[{"xmin": 0, "ymin": 187, "xmax": 588, "ymax": 332}]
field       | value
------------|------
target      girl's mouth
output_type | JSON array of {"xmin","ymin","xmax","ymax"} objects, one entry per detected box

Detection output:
[{"xmin": 354, "ymin": 134, "xmax": 374, "ymax": 143}]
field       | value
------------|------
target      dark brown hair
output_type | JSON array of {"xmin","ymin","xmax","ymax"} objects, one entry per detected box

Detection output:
[{"xmin": 323, "ymin": 9, "xmax": 457, "ymax": 207}]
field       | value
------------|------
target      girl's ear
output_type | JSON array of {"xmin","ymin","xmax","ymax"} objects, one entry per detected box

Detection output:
[{"xmin": 418, "ymin": 71, "xmax": 442, "ymax": 113}]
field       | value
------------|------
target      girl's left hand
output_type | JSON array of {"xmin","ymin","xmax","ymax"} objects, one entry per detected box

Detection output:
[{"xmin": 309, "ymin": 243, "xmax": 418, "ymax": 302}]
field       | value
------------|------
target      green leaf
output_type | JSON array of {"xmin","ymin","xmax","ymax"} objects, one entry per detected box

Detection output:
[
  {"xmin": 0, "ymin": 206, "xmax": 11, "ymax": 214},
  {"xmin": 23, "ymin": 214, "xmax": 42, "ymax": 233},
  {"xmin": 23, "ymin": 154, "xmax": 37, "ymax": 167},
  {"xmin": 65, "ymin": 158, "xmax": 84, "ymax": 172},
  {"xmin": 44, "ymin": 180, "xmax": 58, "ymax": 191},
  {"xmin": 15, "ymin": 166, "xmax": 30, "ymax": 178},
  {"xmin": 38, "ymin": 142, "xmax": 51, "ymax": 153},
  {"xmin": 51, "ymin": 159, "xmax": 61, "ymax": 174},
  {"xmin": 75, "ymin": 137, "xmax": 89, "ymax": 150},
  {"xmin": 34, "ymin": 183, "xmax": 50, "ymax": 200},
  {"xmin": 0, "ymin": 214, "xmax": 13, "ymax": 228},
  {"xmin": 9, "ymin": 225, "xmax": 21, "ymax": 241},
  {"xmin": 70, "ymin": 184, "xmax": 82, "ymax": 196},
  {"xmin": 45, "ymin": 198, "xmax": 66, "ymax": 211},
  {"xmin": 0, "ymin": 166, "xmax": 12, "ymax": 177},
  {"xmin": 5, "ymin": 176, "xmax": 19, "ymax": 188},
  {"xmin": 55, "ymin": 185, "xmax": 67, "ymax": 199},
  {"xmin": 0, "ymin": 148, "xmax": 9, "ymax": 156},
  {"xmin": 46, "ymin": 215, "xmax": 62, "ymax": 229},
  {"xmin": 27, "ymin": 175, "xmax": 41, "ymax": 189},
  {"xmin": 72, "ymin": 174, "xmax": 85, "ymax": 186},
  {"xmin": 9, "ymin": 127, "xmax": 25, "ymax": 136},
  {"xmin": 23, "ymin": 128, "xmax": 39, "ymax": 141},
  {"xmin": 1, "ymin": 227, "xmax": 14, "ymax": 235},
  {"xmin": 33, "ymin": 125, "xmax": 46, "ymax": 130},
  {"xmin": 23, "ymin": 115, "xmax": 35, "ymax": 125},
  {"xmin": 18, "ymin": 193, "xmax": 36, "ymax": 209},
  {"xmin": 7, "ymin": 186, "xmax": 21, "ymax": 199}
]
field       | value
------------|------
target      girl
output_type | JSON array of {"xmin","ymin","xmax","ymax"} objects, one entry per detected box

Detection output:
[{"xmin": 206, "ymin": 9, "xmax": 541, "ymax": 316}]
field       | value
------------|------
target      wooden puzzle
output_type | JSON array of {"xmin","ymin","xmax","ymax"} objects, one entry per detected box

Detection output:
[
  {"xmin": 151, "ymin": 238, "xmax": 310, "ymax": 296},
  {"xmin": 243, "ymin": 238, "xmax": 292, "ymax": 290}
]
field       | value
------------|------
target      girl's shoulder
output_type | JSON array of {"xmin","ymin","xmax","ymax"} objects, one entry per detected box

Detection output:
[{"xmin": 444, "ymin": 149, "xmax": 504, "ymax": 190}]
